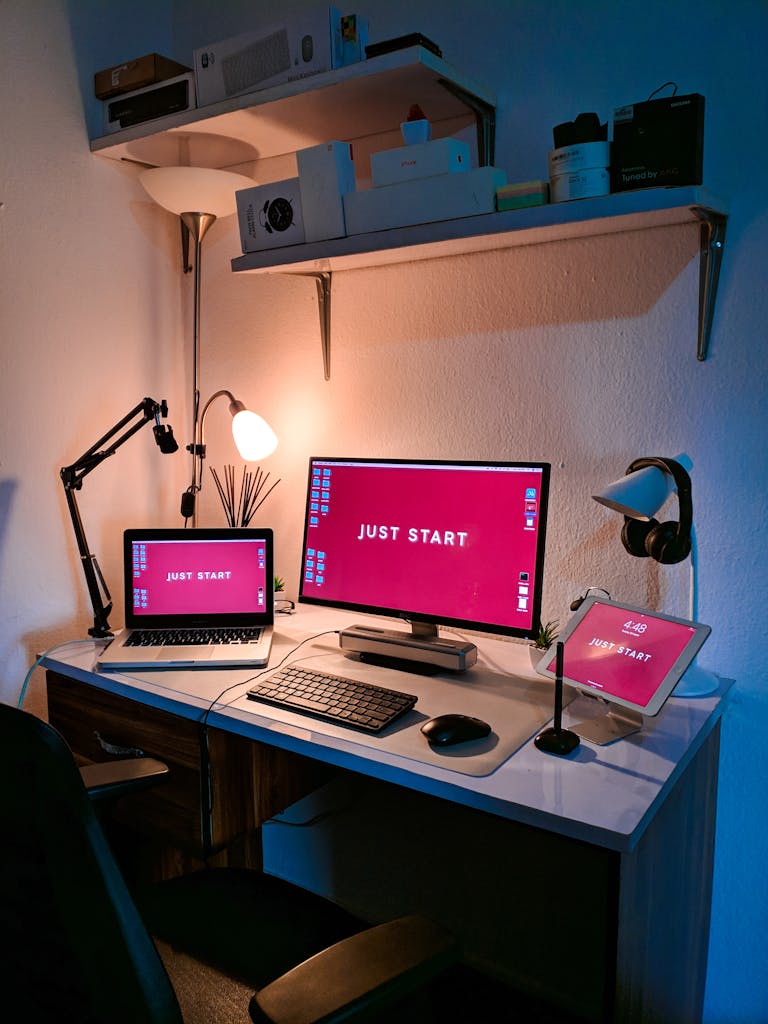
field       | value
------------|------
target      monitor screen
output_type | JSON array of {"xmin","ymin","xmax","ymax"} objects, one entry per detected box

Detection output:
[
  {"xmin": 536, "ymin": 596, "xmax": 711, "ymax": 716},
  {"xmin": 123, "ymin": 528, "xmax": 272, "ymax": 626},
  {"xmin": 298, "ymin": 457, "xmax": 550, "ymax": 639}
]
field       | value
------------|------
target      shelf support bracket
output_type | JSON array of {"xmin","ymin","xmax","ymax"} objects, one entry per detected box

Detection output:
[
  {"xmin": 294, "ymin": 271, "xmax": 332, "ymax": 381},
  {"xmin": 435, "ymin": 78, "xmax": 496, "ymax": 167},
  {"xmin": 691, "ymin": 206, "xmax": 727, "ymax": 361}
]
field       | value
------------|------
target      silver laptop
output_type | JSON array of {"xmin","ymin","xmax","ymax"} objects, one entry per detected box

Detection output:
[{"xmin": 98, "ymin": 527, "xmax": 274, "ymax": 670}]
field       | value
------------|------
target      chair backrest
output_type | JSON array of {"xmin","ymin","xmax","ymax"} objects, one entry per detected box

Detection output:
[{"xmin": 0, "ymin": 702, "xmax": 182, "ymax": 1024}]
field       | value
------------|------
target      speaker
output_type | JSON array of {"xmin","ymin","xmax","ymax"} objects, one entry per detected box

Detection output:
[{"xmin": 620, "ymin": 457, "xmax": 692, "ymax": 564}]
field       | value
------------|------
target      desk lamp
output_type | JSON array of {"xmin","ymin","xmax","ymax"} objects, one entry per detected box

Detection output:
[
  {"xmin": 139, "ymin": 166, "xmax": 277, "ymax": 525},
  {"xmin": 181, "ymin": 388, "xmax": 278, "ymax": 522},
  {"xmin": 60, "ymin": 397, "xmax": 177, "ymax": 637},
  {"xmin": 592, "ymin": 454, "xmax": 718, "ymax": 696}
]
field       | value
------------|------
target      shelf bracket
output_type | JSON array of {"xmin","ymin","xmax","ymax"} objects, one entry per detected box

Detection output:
[
  {"xmin": 435, "ymin": 78, "xmax": 496, "ymax": 167},
  {"xmin": 691, "ymin": 206, "xmax": 727, "ymax": 361},
  {"xmin": 293, "ymin": 271, "xmax": 332, "ymax": 380}
]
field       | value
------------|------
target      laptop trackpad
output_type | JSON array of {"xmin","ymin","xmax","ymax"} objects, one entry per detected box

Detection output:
[{"xmin": 157, "ymin": 647, "xmax": 216, "ymax": 662}]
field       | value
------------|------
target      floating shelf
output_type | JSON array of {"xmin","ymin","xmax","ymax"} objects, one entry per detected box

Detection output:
[
  {"xmin": 232, "ymin": 187, "xmax": 728, "ymax": 372},
  {"xmin": 90, "ymin": 46, "xmax": 495, "ymax": 170}
]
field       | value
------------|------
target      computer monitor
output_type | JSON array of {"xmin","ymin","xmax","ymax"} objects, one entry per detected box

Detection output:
[
  {"xmin": 536, "ymin": 596, "xmax": 711, "ymax": 743},
  {"xmin": 298, "ymin": 457, "xmax": 550, "ymax": 671}
]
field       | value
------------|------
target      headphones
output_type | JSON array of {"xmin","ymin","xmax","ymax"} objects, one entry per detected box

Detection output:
[{"xmin": 620, "ymin": 457, "xmax": 693, "ymax": 565}]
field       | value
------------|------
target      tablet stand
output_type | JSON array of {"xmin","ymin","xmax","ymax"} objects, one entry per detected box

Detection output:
[{"xmin": 570, "ymin": 706, "xmax": 644, "ymax": 744}]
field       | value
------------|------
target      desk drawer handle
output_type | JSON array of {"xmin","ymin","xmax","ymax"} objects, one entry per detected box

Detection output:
[{"xmin": 94, "ymin": 731, "xmax": 145, "ymax": 758}]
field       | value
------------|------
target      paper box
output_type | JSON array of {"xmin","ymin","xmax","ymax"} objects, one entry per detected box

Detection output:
[
  {"xmin": 102, "ymin": 73, "xmax": 195, "ymax": 134},
  {"xmin": 194, "ymin": 9, "xmax": 334, "ymax": 107},
  {"xmin": 94, "ymin": 53, "xmax": 191, "ymax": 99},
  {"xmin": 371, "ymin": 138, "xmax": 471, "ymax": 188},
  {"xmin": 297, "ymin": 141, "xmax": 355, "ymax": 242},
  {"xmin": 334, "ymin": 12, "xmax": 369, "ymax": 66},
  {"xmin": 611, "ymin": 93, "xmax": 704, "ymax": 192},
  {"xmin": 236, "ymin": 179, "xmax": 305, "ymax": 252},
  {"xmin": 343, "ymin": 167, "xmax": 507, "ymax": 236}
]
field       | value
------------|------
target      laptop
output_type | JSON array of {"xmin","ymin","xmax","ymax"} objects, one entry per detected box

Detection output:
[{"xmin": 98, "ymin": 527, "xmax": 274, "ymax": 670}]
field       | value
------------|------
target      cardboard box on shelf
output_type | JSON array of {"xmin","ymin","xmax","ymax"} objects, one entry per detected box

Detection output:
[
  {"xmin": 611, "ymin": 93, "xmax": 704, "ymax": 192},
  {"xmin": 297, "ymin": 141, "xmax": 355, "ymax": 242},
  {"xmin": 371, "ymin": 138, "xmax": 471, "ymax": 188},
  {"xmin": 94, "ymin": 53, "xmax": 191, "ymax": 99},
  {"xmin": 343, "ymin": 166, "xmax": 507, "ymax": 236},
  {"xmin": 236, "ymin": 179, "xmax": 305, "ymax": 251},
  {"xmin": 194, "ymin": 8, "xmax": 335, "ymax": 107}
]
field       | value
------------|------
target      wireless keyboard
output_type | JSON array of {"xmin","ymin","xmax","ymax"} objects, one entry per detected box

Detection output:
[{"xmin": 247, "ymin": 665, "xmax": 417, "ymax": 733}]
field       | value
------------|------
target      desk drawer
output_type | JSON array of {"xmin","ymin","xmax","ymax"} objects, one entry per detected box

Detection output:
[{"xmin": 46, "ymin": 672, "xmax": 328, "ymax": 861}]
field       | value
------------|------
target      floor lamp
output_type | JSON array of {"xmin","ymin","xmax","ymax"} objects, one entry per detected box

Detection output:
[
  {"xmin": 139, "ymin": 166, "xmax": 277, "ymax": 524},
  {"xmin": 592, "ymin": 453, "xmax": 718, "ymax": 696}
]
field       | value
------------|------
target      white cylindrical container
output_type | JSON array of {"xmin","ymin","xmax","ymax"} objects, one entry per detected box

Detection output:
[{"xmin": 548, "ymin": 141, "xmax": 610, "ymax": 202}]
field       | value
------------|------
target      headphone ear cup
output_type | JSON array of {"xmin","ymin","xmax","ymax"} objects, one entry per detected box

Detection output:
[
  {"xmin": 621, "ymin": 517, "xmax": 655, "ymax": 558},
  {"xmin": 644, "ymin": 520, "xmax": 692, "ymax": 564}
]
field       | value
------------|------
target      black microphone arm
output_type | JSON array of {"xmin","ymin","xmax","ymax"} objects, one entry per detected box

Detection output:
[{"xmin": 60, "ymin": 397, "xmax": 178, "ymax": 638}]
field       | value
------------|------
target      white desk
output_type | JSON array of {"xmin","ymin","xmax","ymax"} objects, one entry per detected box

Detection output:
[{"xmin": 43, "ymin": 606, "xmax": 731, "ymax": 1023}]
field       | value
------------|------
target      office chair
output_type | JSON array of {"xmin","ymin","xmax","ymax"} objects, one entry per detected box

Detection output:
[{"xmin": 0, "ymin": 703, "xmax": 457, "ymax": 1024}]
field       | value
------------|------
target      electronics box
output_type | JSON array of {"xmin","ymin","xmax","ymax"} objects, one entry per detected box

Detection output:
[
  {"xmin": 337, "ymin": 13, "xmax": 369, "ymax": 66},
  {"xmin": 371, "ymin": 138, "xmax": 471, "ymax": 188},
  {"xmin": 102, "ymin": 73, "xmax": 196, "ymax": 134},
  {"xmin": 611, "ymin": 93, "xmax": 704, "ymax": 192},
  {"xmin": 297, "ymin": 141, "xmax": 355, "ymax": 243},
  {"xmin": 343, "ymin": 166, "xmax": 506, "ymax": 236},
  {"xmin": 496, "ymin": 180, "xmax": 549, "ymax": 211},
  {"xmin": 236, "ymin": 179, "xmax": 306, "ymax": 252},
  {"xmin": 94, "ymin": 53, "xmax": 191, "ymax": 99},
  {"xmin": 194, "ymin": 8, "xmax": 341, "ymax": 107}
]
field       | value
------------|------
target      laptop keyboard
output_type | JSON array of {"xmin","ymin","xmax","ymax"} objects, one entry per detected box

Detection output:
[
  {"xmin": 247, "ymin": 665, "xmax": 417, "ymax": 733},
  {"xmin": 125, "ymin": 627, "xmax": 263, "ymax": 647}
]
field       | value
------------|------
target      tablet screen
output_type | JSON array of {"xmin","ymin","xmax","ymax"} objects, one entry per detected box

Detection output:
[{"xmin": 536, "ymin": 597, "xmax": 710, "ymax": 716}]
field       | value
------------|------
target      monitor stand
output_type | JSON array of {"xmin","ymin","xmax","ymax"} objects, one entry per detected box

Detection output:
[
  {"xmin": 570, "ymin": 707, "xmax": 644, "ymax": 745},
  {"xmin": 339, "ymin": 621, "xmax": 478, "ymax": 673}
]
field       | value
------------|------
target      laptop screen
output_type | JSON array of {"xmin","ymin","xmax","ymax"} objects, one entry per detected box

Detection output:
[{"xmin": 123, "ymin": 528, "xmax": 273, "ymax": 628}]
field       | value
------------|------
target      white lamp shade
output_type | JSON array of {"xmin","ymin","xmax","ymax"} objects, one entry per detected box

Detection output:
[
  {"xmin": 592, "ymin": 453, "xmax": 693, "ymax": 520},
  {"xmin": 139, "ymin": 166, "xmax": 255, "ymax": 218},
  {"xmin": 231, "ymin": 409, "xmax": 278, "ymax": 461}
]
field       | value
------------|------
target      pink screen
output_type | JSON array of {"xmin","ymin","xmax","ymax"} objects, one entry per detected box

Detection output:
[
  {"xmin": 547, "ymin": 601, "xmax": 698, "ymax": 708},
  {"xmin": 132, "ymin": 538, "xmax": 268, "ymax": 616},
  {"xmin": 301, "ymin": 461, "xmax": 547, "ymax": 632}
]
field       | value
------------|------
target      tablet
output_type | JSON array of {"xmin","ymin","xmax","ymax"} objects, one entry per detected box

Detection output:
[{"xmin": 535, "ymin": 597, "xmax": 711, "ymax": 717}]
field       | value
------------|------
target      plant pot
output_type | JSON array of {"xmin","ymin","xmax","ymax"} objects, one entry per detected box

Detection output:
[
  {"xmin": 401, "ymin": 118, "xmax": 431, "ymax": 144},
  {"xmin": 528, "ymin": 645, "xmax": 548, "ymax": 670}
]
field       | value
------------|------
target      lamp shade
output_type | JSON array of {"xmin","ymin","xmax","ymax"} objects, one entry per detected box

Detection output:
[
  {"xmin": 593, "ymin": 453, "xmax": 693, "ymax": 520},
  {"xmin": 231, "ymin": 408, "xmax": 278, "ymax": 461},
  {"xmin": 139, "ymin": 166, "xmax": 254, "ymax": 218}
]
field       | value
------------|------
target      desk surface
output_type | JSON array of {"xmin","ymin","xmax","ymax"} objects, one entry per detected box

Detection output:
[{"xmin": 44, "ymin": 606, "xmax": 731, "ymax": 854}]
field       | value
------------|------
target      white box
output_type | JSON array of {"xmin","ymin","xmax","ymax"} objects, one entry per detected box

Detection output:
[
  {"xmin": 343, "ymin": 166, "xmax": 507, "ymax": 236},
  {"xmin": 297, "ymin": 141, "xmax": 355, "ymax": 242},
  {"xmin": 371, "ymin": 138, "xmax": 471, "ymax": 188},
  {"xmin": 194, "ymin": 9, "xmax": 334, "ymax": 107},
  {"xmin": 236, "ymin": 179, "xmax": 305, "ymax": 251}
]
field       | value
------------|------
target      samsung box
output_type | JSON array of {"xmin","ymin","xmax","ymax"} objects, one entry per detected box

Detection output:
[
  {"xmin": 94, "ymin": 53, "xmax": 191, "ymax": 99},
  {"xmin": 237, "ymin": 179, "xmax": 305, "ymax": 251},
  {"xmin": 611, "ymin": 93, "xmax": 704, "ymax": 192},
  {"xmin": 194, "ymin": 8, "xmax": 334, "ymax": 107},
  {"xmin": 343, "ymin": 166, "xmax": 506, "ymax": 236},
  {"xmin": 297, "ymin": 141, "xmax": 355, "ymax": 242},
  {"xmin": 371, "ymin": 138, "xmax": 471, "ymax": 188},
  {"xmin": 102, "ymin": 73, "xmax": 196, "ymax": 133}
]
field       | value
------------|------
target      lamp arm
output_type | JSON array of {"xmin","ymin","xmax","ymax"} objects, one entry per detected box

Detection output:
[{"xmin": 60, "ymin": 397, "xmax": 175, "ymax": 638}]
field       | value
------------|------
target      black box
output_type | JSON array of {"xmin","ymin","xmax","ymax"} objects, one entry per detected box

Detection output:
[{"xmin": 611, "ymin": 93, "xmax": 704, "ymax": 192}]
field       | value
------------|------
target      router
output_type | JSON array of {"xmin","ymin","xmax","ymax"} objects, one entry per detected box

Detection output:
[{"xmin": 339, "ymin": 623, "xmax": 477, "ymax": 673}]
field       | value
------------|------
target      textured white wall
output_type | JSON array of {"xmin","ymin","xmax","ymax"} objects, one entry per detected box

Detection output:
[{"xmin": 1, "ymin": 0, "xmax": 766, "ymax": 1020}]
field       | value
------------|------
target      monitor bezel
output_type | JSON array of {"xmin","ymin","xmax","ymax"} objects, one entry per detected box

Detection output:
[
  {"xmin": 297, "ymin": 456, "xmax": 551, "ymax": 641},
  {"xmin": 535, "ymin": 596, "xmax": 711, "ymax": 716}
]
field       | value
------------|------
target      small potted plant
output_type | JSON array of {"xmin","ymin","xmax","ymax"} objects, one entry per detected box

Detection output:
[
  {"xmin": 529, "ymin": 619, "xmax": 559, "ymax": 668},
  {"xmin": 401, "ymin": 103, "xmax": 431, "ymax": 144}
]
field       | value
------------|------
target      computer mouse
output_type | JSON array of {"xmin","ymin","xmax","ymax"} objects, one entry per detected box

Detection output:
[{"xmin": 420, "ymin": 714, "xmax": 491, "ymax": 747}]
